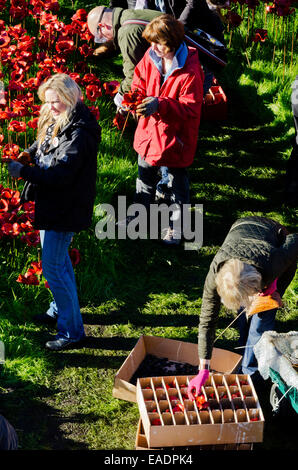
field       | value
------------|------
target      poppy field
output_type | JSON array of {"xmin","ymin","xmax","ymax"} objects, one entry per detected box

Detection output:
[{"xmin": 0, "ymin": 0, "xmax": 297, "ymax": 451}]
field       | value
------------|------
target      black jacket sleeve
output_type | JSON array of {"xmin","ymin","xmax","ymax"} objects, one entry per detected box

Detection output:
[{"xmin": 20, "ymin": 128, "xmax": 87, "ymax": 187}]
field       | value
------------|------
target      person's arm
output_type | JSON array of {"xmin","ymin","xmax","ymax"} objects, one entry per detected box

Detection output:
[
  {"xmin": 198, "ymin": 266, "xmax": 222, "ymax": 360},
  {"xmin": 178, "ymin": 0, "xmax": 197, "ymax": 26},
  {"xmin": 20, "ymin": 128, "xmax": 88, "ymax": 187},
  {"xmin": 270, "ymin": 234, "xmax": 298, "ymax": 296},
  {"xmin": 118, "ymin": 25, "xmax": 150, "ymax": 95}
]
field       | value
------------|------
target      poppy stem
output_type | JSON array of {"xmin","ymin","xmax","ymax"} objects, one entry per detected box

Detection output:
[{"xmin": 119, "ymin": 112, "xmax": 130, "ymax": 141}]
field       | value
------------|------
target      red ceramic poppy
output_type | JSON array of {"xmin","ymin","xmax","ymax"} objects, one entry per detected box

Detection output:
[
  {"xmin": 112, "ymin": 113, "xmax": 126, "ymax": 131},
  {"xmin": 0, "ymin": 199, "xmax": 9, "ymax": 212},
  {"xmin": 82, "ymin": 73, "xmax": 101, "ymax": 87},
  {"xmin": 151, "ymin": 418, "xmax": 161, "ymax": 426},
  {"xmin": 86, "ymin": 84, "xmax": 102, "ymax": 102},
  {"xmin": 252, "ymin": 28, "xmax": 268, "ymax": 43},
  {"xmin": 0, "ymin": 32, "xmax": 10, "ymax": 49},
  {"xmin": 27, "ymin": 118, "xmax": 39, "ymax": 130},
  {"xmin": 88, "ymin": 106, "xmax": 100, "ymax": 121},
  {"xmin": 225, "ymin": 11, "xmax": 243, "ymax": 27},
  {"xmin": 71, "ymin": 9, "xmax": 87, "ymax": 22},
  {"xmin": 21, "ymin": 231, "xmax": 40, "ymax": 247},
  {"xmin": 16, "ymin": 272, "xmax": 40, "ymax": 285},
  {"xmin": 55, "ymin": 40, "xmax": 75, "ymax": 56},
  {"xmin": 28, "ymin": 261, "xmax": 43, "ymax": 276},
  {"xmin": 8, "ymin": 120, "xmax": 27, "ymax": 133},
  {"xmin": 122, "ymin": 90, "xmax": 143, "ymax": 112},
  {"xmin": 78, "ymin": 43, "xmax": 93, "ymax": 58},
  {"xmin": 69, "ymin": 248, "xmax": 81, "ymax": 266},
  {"xmin": 103, "ymin": 81, "xmax": 120, "ymax": 97}
]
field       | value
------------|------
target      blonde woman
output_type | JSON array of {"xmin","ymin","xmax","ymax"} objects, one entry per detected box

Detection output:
[
  {"xmin": 8, "ymin": 74, "xmax": 101, "ymax": 351},
  {"xmin": 187, "ymin": 216, "xmax": 298, "ymax": 399}
]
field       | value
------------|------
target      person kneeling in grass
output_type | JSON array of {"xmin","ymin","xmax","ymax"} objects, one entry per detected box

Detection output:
[
  {"xmin": 124, "ymin": 14, "xmax": 204, "ymax": 245},
  {"xmin": 8, "ymin": 74, "xmax": 101, "ymax": 351}
]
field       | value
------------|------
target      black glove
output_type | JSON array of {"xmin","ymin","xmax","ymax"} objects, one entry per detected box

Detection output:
[{"xmin": 136, "ymin": 97, "xmax": 159, "ymax": 117}]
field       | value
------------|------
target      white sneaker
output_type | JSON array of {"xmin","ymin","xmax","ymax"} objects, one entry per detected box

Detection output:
[{"xmin": 162, "ymin": 227, "xmax": 181, "ymax": 245}]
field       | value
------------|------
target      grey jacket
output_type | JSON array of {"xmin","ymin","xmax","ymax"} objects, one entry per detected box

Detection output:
[{"xmin": 198, "ymin": 216, "xmax": 298, "ymax": 359}]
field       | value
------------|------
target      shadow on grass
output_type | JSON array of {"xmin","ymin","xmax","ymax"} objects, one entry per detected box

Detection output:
[{"xmin": 0, "ymin": 373, "xmax": 91, "ymax": 450}]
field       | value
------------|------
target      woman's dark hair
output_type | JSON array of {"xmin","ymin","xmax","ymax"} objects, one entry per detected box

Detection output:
[{"xmin": 142, "ymin": 14, "xmax": 185, "ymax": 52}]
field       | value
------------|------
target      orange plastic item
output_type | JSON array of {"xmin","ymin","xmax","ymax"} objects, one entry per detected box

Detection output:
[{"xmin": 247, "ymin": 292, "xmax": 283, "ymax": 317}]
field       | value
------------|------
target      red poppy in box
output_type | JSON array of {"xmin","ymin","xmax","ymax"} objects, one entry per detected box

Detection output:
[
  {"xmin": 86, "ymin": 84, "xmax": 102, "ymax": 102},
  {"xmin": 195, "ymin": 394, "xmax": 209, "ymax": 410},
  {"xmin": 151, "ymin": 418, "xmax": 161, "ymax": 426},
  {"xmin": 55, "ymin": 40, "xmax": 75, "ymax": 56},
  {"xmin": 103, "ymin": 81, "xmax": 120, "ymax": 97}
]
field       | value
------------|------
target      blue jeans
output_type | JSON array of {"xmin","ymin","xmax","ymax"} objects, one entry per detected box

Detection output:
[
  {"xmin": 237, "ymin": 307, "xmax": 277, "ymax": 375},
  {"xmin": 135, "ymin": 155, "xmax": 190, "ymax": 232},
  {"xmin": 40, "ymin": 230, "xmax": 85, "ymax": 342}
]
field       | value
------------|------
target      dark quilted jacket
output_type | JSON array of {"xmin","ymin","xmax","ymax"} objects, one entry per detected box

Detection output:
[{"xmin": 198, "ymin": 216, "xmax": 298, "ymax": 359}]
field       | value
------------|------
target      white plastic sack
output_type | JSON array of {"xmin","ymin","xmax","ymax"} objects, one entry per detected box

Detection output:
[{"xmin": 254, "ymin": 331, "xmax": 298, "ymax": 390}]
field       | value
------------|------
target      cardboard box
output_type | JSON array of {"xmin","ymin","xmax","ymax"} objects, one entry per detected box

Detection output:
[
  {"xmin": 113, "ymin": 335, "xmax": 242, "ymax": 403},
  {"xmin": 135, "ymin": 419, "xmax": 253, "ymax": 451},
  {"xmin": 136, "ymin": 373, "xmax": 264, "ymax": 448}
]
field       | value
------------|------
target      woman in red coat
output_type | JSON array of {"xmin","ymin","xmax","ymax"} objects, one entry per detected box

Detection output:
[{"xmin": 130, "ymin": 14, "xmax": 204, "ymax": 245}]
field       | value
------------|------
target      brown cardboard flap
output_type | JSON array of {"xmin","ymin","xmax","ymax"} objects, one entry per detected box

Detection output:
[{"xmin": 113, "ymin": 335, "xmax": 242, "ymax": 403}]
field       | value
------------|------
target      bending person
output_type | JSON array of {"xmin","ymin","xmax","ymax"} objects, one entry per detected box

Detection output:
[{"xmin": 188, "ymin": 216, "xmax": 298, "ymax": 399}]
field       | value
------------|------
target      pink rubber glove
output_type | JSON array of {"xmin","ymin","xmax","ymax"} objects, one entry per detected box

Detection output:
[
  {"xmin": 187, "ymin": 369, "xmax": 209, "ymax": 401},
  {"xmin": 260, "ymin": 278, "xmax": 278, "ymax": 296}
]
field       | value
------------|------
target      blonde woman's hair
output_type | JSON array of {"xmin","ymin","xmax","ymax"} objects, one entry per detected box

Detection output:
[
  {"xmin": 37, "ymin": 73, "xmax": 83, "ymax": 145},
  {"xmin": 215, "ymin": 259, "xmax": 262, "ymax": 311}
]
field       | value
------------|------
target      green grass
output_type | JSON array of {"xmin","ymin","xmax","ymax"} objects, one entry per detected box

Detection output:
[{"xmin": 0, "ymin": 0, "xmax": 297, "ymax": 451}]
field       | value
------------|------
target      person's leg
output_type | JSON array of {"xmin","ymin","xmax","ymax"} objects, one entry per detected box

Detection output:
[
  {"xmin": 41, "ymin": 230, "xmax": 85, "ymax": 345},
  {"xmin": 162, "ymin": 167, "xmax": 190, "ymax": 243},
  {"xmin": 241, "ymin": 308, "xmax": 277, "ymax": 375},
  {"xmin": 134, "ymin": 155, "xmax": 159, "ymax": 209}
]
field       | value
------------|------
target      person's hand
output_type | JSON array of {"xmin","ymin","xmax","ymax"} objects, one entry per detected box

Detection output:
[
  {"xmin": 187, "ymin": 369, "xmax": 209, "ymax": 401},
  {"xmin": 7, "ymin": 160, "xmax": 23, "ymax": 178},
  {"xmin": 17, "ymin": 151, "xmax": 31, "ymax": 165},
  {"xmin": 136, "ymin": 96, "xmax": 159, "ymax": 117}
]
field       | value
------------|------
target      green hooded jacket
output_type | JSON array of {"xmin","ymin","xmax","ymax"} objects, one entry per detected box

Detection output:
[{"xmin": 198, "ymin": 216, "xmax": 298, "ymax": 359}]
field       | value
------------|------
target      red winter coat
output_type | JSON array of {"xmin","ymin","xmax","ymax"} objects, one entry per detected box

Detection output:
[{"xmin": 131, "ymin": 45, "xmax": 204, "ymax": 167}]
